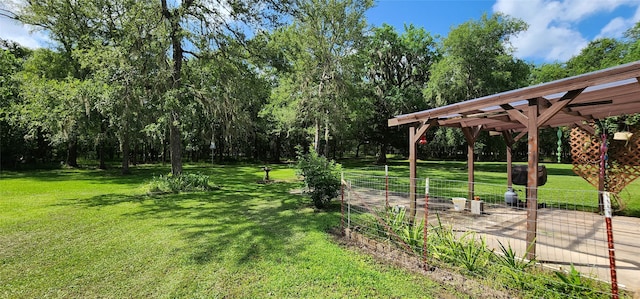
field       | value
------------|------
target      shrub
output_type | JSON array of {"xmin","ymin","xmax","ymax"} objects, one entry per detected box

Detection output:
[
  {"xmin": 145, "ymin": 173, "xmax": 215, "ymax": 194},
  {"xmin": 296, "ymin": 147, "xmax": 342, "ymax": 208}
]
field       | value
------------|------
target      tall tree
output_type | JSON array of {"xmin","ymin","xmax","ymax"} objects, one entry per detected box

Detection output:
[
  {"xmin": 75, "ymin": 1, "xmax": 168, "ymax": 173},
  {"xmin": 16, "ymin": 49, "xmax": 92, "ymax": 167},
  {"xmin": 624, "ymin": 21, "xmax": 640, "ymax": 62},
  {"xmin": 158, "ymin": 0, "xmax": 292, "ymax": 174},
  {"xmin": 267, "ymin": 0, "xmax": 372, "ymax": 156},
  {"xmin": 424, "ymin": 13, "xmax": 530, "ymax": 156},
  {"xmin": 363, "ymin": 24, "xmax": 437, "ymax": 163},
  {"xmin": 566, "ymin": 38, "xmax": 626, "ymax": 75},
  {"xmin": 0, "ymin": 40, "xmax": 31, "ymax": 169}
]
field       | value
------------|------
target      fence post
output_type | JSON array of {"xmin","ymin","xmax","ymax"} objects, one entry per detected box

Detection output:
[
  {"xmin": 341, "ymin": 172, "xmax": 345, "ymax": 235},
  {"xmin": 603, "ymin": 192, "xmax": 619, "ymax": 299},
  {"xmin": 423, "ymin": 178, "xmax": 430, "ymax": 270},
  {"xmin": 385, "ymin": 165, "xmax": 389, "ymax": 208},
  {"xmin": 347, "ymin": 180, "xmax": 351, "ymax": 229}
]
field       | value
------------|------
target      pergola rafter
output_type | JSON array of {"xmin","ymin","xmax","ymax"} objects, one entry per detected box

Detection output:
[{"xmin": 388, "ymin": 61, "xmax": 640, "ymax": 262}]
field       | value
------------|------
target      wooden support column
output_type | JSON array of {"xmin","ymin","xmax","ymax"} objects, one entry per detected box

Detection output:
[
  {"xmin": 408, "ymin": 122, "xmax": 432, "ymax": 224},
  {"xmin": 462, "ymin": 126, "xmax": 482, "ymax": 201},
  {"xmin": 409, "ymin": 126, "xmax": 417, "ymax": 223},
  {"xmin": 502, "ymin": 131, "xmax": 515, "ymax": 188},
  {"xmin": 526, "ymin": 99, "xmax": 540, "ymax": 260}
]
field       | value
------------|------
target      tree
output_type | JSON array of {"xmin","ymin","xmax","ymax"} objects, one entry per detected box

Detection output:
[
  {"xmin": 530, "ymin": 62, "xmax": 569, "ymax": 84},
  {"xmin": 362, "ymin": 24, "xmax": 437, "ymax": 163},
  {"xmin": 424, "ymin": 13, "xmax": 530, "ymax": 157},
  {"xmin": 266, "ymin": 0, "xmax": 372, "ymax": 157},
  {"xmin": 74, "ymin": 0, "xmax": 168, "ymax": 173},
  {"xmin": 566, "ymin": 38, "xmax": 625, "ymax": 75},
  {"xmin": 14, "ymin": 0, "xmax": 292, "ymax": 173},
  {"xmin": 155, "ymin": 0, "xmax": 293, "ymax": 174},
  {"xmin": 15, "ymin": 49, "xmax": 94, "ymax": 167},
  {"xmin": 0, "ymin": 40, "xmax": 31, "ymax": 169},
  {"xmin": 624, "ymin": 21, "xmax": 640, "ymax": 62}
]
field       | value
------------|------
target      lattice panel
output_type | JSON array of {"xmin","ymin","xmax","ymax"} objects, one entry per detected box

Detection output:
[
  {"xmin": 570, "ymin": 125, "xmax": 640, "ymax": 198},
  {"xmin": 607, "ymin": 127, "xmax": 640, "ymax": 194},
  {"xmin": 570, "ymin": 127, "xmax": 600, "ymax": 189}
]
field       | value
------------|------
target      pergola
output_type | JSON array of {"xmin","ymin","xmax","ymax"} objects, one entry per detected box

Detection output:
[{"xmin": 387, "ymin": 60, "xmax": 640, "ymax": 259}]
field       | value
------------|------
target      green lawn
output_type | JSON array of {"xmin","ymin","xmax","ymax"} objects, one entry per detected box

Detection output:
[{"xmin": 0, "ymin": 164, "xmax": 460, "ymax": 298}]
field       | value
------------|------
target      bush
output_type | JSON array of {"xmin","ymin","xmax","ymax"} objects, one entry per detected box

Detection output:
[
  {"xmin": 145, "ymin": 173, "xmax": 215, "ymax": 194},
  {"xmin": 296, "ymin": 148, "xmax": 342, "ymax": 208}
]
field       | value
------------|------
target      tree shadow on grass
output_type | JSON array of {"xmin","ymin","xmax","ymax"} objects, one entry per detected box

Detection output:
[{"xmin": 58, "ymin": 180, "xmax": 337, "ymax": 268}]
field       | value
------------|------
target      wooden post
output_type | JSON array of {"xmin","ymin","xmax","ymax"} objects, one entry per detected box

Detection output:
[
  {"xmin": 409, "ymin": 126, "xmax": 417, "ymax": 224},
  {"xmin": 462, "ymin": 127, "xmax": 481, "ymax": 202},
  {"xmin": 526, "ymin": 99, "xmax": 539, "ymax": 260},
  {"xmin": 467, "ymin": 137, "xmax": 475, "ymax": 202},
  {"xmin": 503, "ymin": 131, "xmax": 514, "ymax": 188},
  {"xmin": 408, "ymin": 122, "xmax": 433, "ymax": 224}
]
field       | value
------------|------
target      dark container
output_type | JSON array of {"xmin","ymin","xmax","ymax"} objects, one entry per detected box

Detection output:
[{"xmin": 512, "ymin": 165, "xmax": 547, "ymax": 186}]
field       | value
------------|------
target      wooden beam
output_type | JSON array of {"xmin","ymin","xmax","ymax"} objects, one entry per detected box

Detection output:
[
  {"xmin": 537, "ymin": 88, "xmax": 585, "ymax": 127},
  {"xmin": 413, "ymin": 121, "xmax": 433, "ymax": 141},
  {"xmin": 514, "ymin": 130, "xmax": 527, "ymax": 142},
  {"xmin": 501, "ymin": 104, "xmax": 529, "ymax": 125}
]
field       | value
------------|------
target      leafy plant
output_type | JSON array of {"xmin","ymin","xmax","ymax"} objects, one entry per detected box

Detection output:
[
  {"xmin": 428, "ymin": 215, "xmax": 491, "ymax": 273},
  {"xmin": 428, "ymin": 214, "xmax": 459, "ymax": 262},
  {"xmin": 296, "ymin": 147, "xmax": 342, "ymax": 208},
  {"xmin": 494, "ymin": 240, "xmax": 536, "ymax": 271},
  {"xmin": 401, "ymin": 218, "xmax": 425, "ymax": 250},
  {"xmin": 552, "ymin": 264, "xmax": 595, "ymax": 297},
  {"xmin": 145, "ymin": 173, "xmax": 215, "ymax": 194},
  {"xmin": 456, "ymin": 232, "xmax": 491, "ymax": 273}
]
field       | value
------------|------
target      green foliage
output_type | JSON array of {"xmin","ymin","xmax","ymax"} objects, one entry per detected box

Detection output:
[
  {"xmin": 423, "ymin": 13, "xmax": 530, "ymax": 156},
  {"xmin": 372, "ymin": 206, "xmax": 425, "ymax": 251},
  {"xmin": 426, "ymin": 216, "xmax": 492, "ymax": 273},
  {"xmin": 552, "ymin": 264, "xmax": 597, "ymax": 297},
  {"xmin": 296, "ymin": 148, "xmax": 342, "ymax": 208},
  {"xmin": 145, "ymin": 173, "xmax": 216, "ymax": 194},
  {"xmin": 361, "ymin": 23, "xmax": 437, "ymax": 163},
  {"xmin": 566, "ymin": 38, "xmax": 626, "ymax": 75},
  {"xmin": 494, "ymin": 240, "xmax": 536, "ymax": 271}
]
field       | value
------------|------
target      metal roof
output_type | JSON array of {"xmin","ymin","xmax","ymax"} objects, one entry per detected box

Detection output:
[{"xmin": 388, "ymin": 60, "xmax": 640, "ymax": 132}]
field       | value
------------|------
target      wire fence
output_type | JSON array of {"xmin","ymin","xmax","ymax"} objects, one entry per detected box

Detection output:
[{"xmin": 340, "ymin": 168, "xmax": 640, "ymax": 298}]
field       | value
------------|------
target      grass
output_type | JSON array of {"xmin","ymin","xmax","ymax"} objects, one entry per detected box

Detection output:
[
  {"xmin": 0, "ymin": 163, "xmax": 461, "ymax": 298},
  {"xmin": 341, "ymin": 159, "xmax": 640, "ymax": 217}
]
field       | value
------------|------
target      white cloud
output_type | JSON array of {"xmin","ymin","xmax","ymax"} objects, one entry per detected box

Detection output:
[
  {"xmin": 0, "ymin": 1, "xmax": 51, "ymax": 49},
  {"xmin": 597, "ymin": 5, "xmax": 640, "ymax": 39},
  {"xmin": 0, "ymin": 16, "xmax": 50, "ymax": 49},
  {"xmin": 493, "ymin": 0, "xmax": 640, "ymax": 62}
]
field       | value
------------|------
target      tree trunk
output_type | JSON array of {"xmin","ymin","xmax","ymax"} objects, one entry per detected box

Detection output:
[
  {"xmin": 121, "ymin": 132, "xmax": 130, "ymax": 175},
  {"xmin": 66, "ymin": 137, "xmax": 78, "ymax": 167},
  {"xmin": 271, "ymin": 134, "xmax": 281, "ymax": 163},
  {"xmin": 98, "ymin": 144, "xmax": 106, "ymax": 170},
  {"xmin": 324, "ymin": 119, "xmax": 329, "ymax": 157},
  {"xmin": 162, "ymin": 0, "xmax": 186, "ymax": 176},
  {"xmin": 313, "ymin": 119, "xmax": 320, "ymax": 153},
  {"xmin": 376, "ymin": 143, "xmax": 387, "ymax": 164},
  {"xmin": 98, "ymin": 120, "xmax": 107, "ymax": 169},
  {"xmin": 169, "ymin": 112, "xmax": 182, "ymax": 175}
]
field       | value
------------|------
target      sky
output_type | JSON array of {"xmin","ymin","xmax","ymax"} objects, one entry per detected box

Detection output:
[
  {"xmin": 366, "ymin": 0, "xmax": 640, "ymax": 63},
  {"xmin": 1, "ymin": 0, "xmax": 639, "ymax": 64}
]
